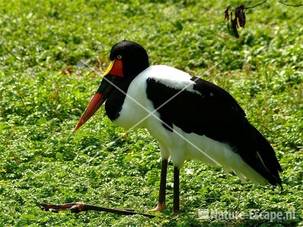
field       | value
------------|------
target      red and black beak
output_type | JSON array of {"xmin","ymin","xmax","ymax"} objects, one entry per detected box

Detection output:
[{"xmin": 74, "ymin": 59, "xmax": 123, "ymax": 132}]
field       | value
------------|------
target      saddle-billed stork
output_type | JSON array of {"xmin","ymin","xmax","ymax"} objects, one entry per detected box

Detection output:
[{"xmin": 74, "ymin": 40, "xmax": 282, "ymax": 213}]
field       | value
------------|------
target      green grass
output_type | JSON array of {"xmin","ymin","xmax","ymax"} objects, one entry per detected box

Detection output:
[{"xmin": 0, "ymin": 0, "xmax": 302, "ymax": 226}]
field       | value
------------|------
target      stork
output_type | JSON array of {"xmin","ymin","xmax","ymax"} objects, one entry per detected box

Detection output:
[{"xmin": 74, "ymin": 40, "xmax": 282, "ymax": 213}]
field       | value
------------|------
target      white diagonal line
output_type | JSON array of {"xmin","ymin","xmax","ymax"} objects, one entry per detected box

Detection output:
[
  {"xmin": 80, "ymin": 61, "xmax": 222, "ymax": 166},
  {"xmin": 2, "ymin": 42, "xmax": 222, "ymax": 170}
]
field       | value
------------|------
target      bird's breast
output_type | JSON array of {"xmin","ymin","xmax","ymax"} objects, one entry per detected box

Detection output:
[{"xmin": 109, "ymin": 72, "xmax": 152, "ymax": 129}]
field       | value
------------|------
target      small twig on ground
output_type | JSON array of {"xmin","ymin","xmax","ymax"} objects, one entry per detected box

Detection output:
[
  {"xmin": 40, "ymin": 202, "xmax": 155, "ymax": 218},
  {"xmin": 278, "ymin": 0, "xmax": 303, "ymax": 7},
  {"xmin": 245, "ymin": 0, "xmax": 268, "ymax": 9}
]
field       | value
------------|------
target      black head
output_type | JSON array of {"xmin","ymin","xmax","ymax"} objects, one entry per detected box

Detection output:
[
  {"xmin": 74, "ymin": 40, "xmax": 149, "ymax": 131},
  {"xmin": 109, "ymin": 40, "xmax": 149, "ymax": 78}
]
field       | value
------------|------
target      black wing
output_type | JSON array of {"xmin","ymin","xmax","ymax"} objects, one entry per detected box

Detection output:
[{"xmin": 146, "ymin": 77, "xmax": 282, "ymax": 186}]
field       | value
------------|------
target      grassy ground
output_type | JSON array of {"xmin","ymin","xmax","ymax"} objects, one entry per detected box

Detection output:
[{"xmin": 0, "ymin": 0, "xmax": 302, "ymax": 226}]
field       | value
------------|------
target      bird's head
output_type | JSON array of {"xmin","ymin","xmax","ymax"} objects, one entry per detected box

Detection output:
[{"xmin": 74, "ymin": 40, "xmax": 149, "ymax": 131}]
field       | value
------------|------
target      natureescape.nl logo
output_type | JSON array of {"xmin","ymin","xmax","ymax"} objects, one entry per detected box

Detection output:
[{"xmin": 197, "ymin": 209, "xmax": 297, "ymax": 222}]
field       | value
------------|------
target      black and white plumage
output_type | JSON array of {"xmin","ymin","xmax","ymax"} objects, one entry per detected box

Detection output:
[{"xmin": 75, "ymin": 40, "xmax": 282, "ymax": 213}]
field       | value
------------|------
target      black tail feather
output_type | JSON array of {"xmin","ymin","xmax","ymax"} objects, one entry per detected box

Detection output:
[
  {"xmin": 233, "ymin": 121, "xmax": 282, "ymax": 187},
  {"xmin": 247, "ymin": 123, "xmax": 282, "ymax": 186}
]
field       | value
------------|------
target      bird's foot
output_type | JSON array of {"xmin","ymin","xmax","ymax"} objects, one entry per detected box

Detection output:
[{"xmin": 150, "ymin": 203, "xmax": 166, "ymax": 212}]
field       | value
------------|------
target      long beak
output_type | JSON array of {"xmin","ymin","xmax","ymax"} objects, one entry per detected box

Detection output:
[
  {"xmin": 74, "ymin": 92, "xmax": 105, "ymax": 132},
  {"xmin": 74, "ymin": 59, "xmax": 123, "ymax": 132}
]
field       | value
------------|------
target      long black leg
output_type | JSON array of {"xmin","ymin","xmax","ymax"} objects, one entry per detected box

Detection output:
[
  {"xmin": 152, "ymin": 159, "xmax": 168, "ymax": 211},
  {"xmin": 173, "ymin": 166, "xmax": 180, "ymax": 213},
  {"xmin": 159, "ymin": 159, "xmax": 168, "ymax": 205}
]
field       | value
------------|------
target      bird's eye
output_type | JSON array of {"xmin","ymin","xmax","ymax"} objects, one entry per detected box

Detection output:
[{"xmin": 117, "ymin": 55, "xmax": 122, "ymax": 60}]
